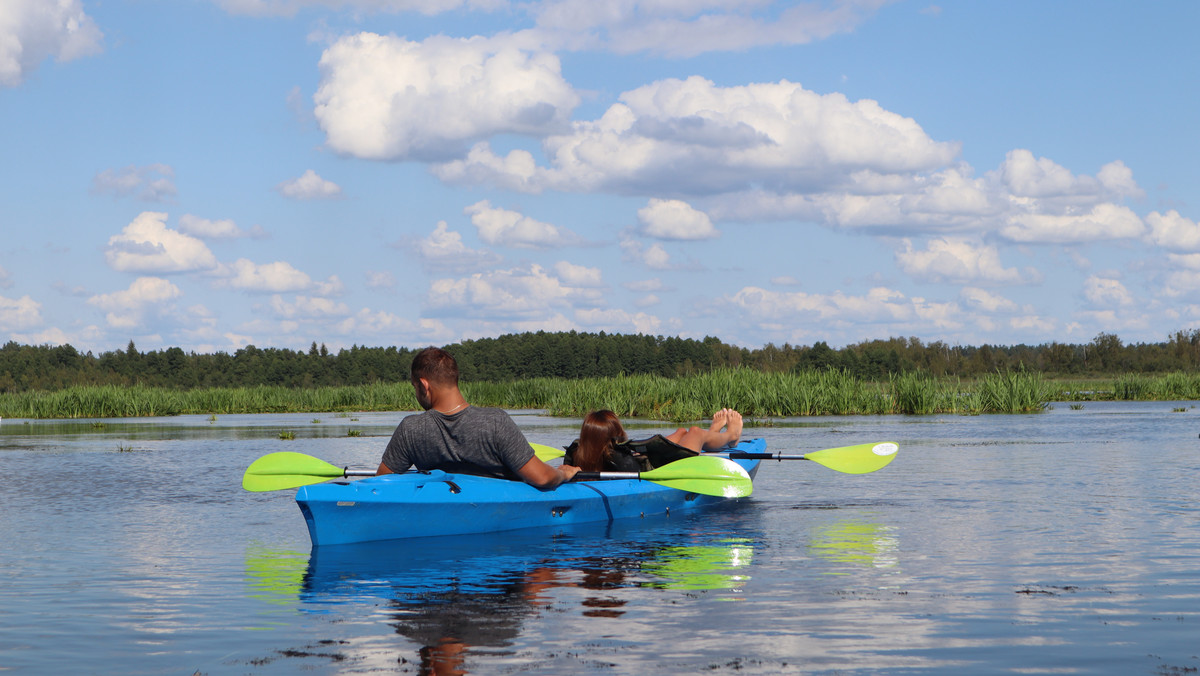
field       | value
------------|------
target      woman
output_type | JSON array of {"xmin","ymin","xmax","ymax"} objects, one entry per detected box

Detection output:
[{"xmin": 570, "ymin": 408, "xmax": 743, "ymax": 472}]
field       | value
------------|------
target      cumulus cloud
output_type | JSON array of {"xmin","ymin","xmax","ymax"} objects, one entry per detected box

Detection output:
[
  {"xmin": 996, "ymin": 149, "xmax": 1143, "ymax": 202},
  {"xmin": 896, "ymin": 238, "xmax": 1029, "ymax": 284},
  {"xmin": 435, "ymin": 76, "xmax": 958, "ymax": 195},
  {"xmin": 999, "ymin": 203, "xmax": 1144, "ymax": 244},
  {"xmin": 0, "ymin": 293, "xmax": 43, "ymax": 330},
  {"xmin": 91, "ymin": 165, "xmax": 177, "ymax": 202},
  {"xmin": 314, "ymin": 33, "xmax": 579, "ymax": 161},
  {"xmin": 574, "ymin": 307, "xmax": 663, "ymax": 335},
  {"xmin": 1145, "ymin": 210, "xmax": 1200, "ymax": 251},
  {"xmin": 333, "ymin": 308, "xmax": 451, "ymax": 341},
  {"xmin": 1083, "ymin": 276, "xmax": 1133, "ymax": 307},
  {"xmin": 216, "ymin": 259, "xmax": 315, "ymax": 293},
  {"xmin": 105, "ymin": 212, "xmax": 219, "ymax": 274},
  {"xmin": 638, "ymin": 199, "xmax": 719, "ymax": 240},
  {"xmin": 178, "ymin": 214, "xmax": 264, "ymax": 239},
  {"xmin": 87, "ymin": 277, "xmax": 182, "ymax": 329},
  {"xmin": 620, "ymin": 235, "xmax": 672, "ymax": 270},
  {"xmin": 553, "ymin": 260, "xmax": 603, "ymax": 287},
  {"xmin": 464, "ymin": 200, "xmax": 575, "ymax": 248},
  {"xmin": 275, "ymin": 169, "xmax": 342, "ymax": 200},
  {"xmin": 0, "ymin": 0, "xmax": 103, "ymax": 87},
  {"xmin": 270, "ymin": 294, "xmax": 351, "ymax": 320},
  {"xmin": 412, "ymin": 221, "xmax": 503, "ymax": 272},
  {"xmin": 427, "ymin": 264, "xmax": 574, "ymax": 320},
  {"xmin": 426, "ymin": 262, "xmax": 607, "ymax": 320},
  {"xmin": 724, "ymin": 285, "xmax": 962, "ymax": 332},
  {"xmin": 960, "ymin": 287, "xmax": 1019, "ymax": 313}
]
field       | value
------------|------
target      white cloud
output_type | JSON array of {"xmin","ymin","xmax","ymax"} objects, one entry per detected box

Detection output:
[
  {"xmin": 270, "ymin": 295, "xmax": 351, "ymax": 320},
  {"xmin": 1145, "ymin": 210, "xmax": 1200, "ymax": 251},
  {"xmin": 960, "ymin": 287, "xmax": 1018, "ymax": 313},
  {"xmin": 333, "ymin": 308, "xmax": 451, "ymax": 340},
  {"xmin": 999, "ymin": 203, "xmax": 1144, "ymax": 244},
  {"xmin": 91, "ymin": 165, "xmax": 177, "ymax": 202},
  {"xmin": 620, "ymin": 235, "xmax": 672, "ymax": 270},
  {"xmin": 413, "ymin": 221, "xmax": 503, "ymax": 272},
  {"xmin": 638, "ymin": 198, "xmax": 719, "ymax": 240},
  {"xmin": 464, "ymin": 200, "xmax": 575, "ymax": 248},
  {"xmin": 276, "ymin": 169, "xmax": 343, "ymax": 200},
  {"xmin": 574, "ymin": 307, "xmax": 662, "ymax": 335},
  {"xmin": 0, "ymin": 0, "xmax": 102, "ymax": 87},
  {"xmin": 314, "ymin": 33, "xmax": 579, "ymax": 161},
  {"xmin": 996, "ymin": 149, "xmax": 1143, "ymax": 201},
  {"xmin": 217, "ymin": 259, "xmax": 314, "ymax": 293},
  {"xmin": 553, "ymin": 260, "xmax": 603, "ymax": 287},
  {"xmin": 87, "ymin": 277, "xmax": 182, "ymax": 329},
  {"xmin": 896, "ymin": 238, "xmax": 1028, "ymax": 284},
  {"xmin": 0, "ymin": 293, "xmax": 43, "ymax": 330},
  {"xmin": 435, "ymin": 76, "xmax": 959, "ymax": 195},
  {"xmin": 427, "ymin": 263, "xmax": 602, "ymax": 320},
  {"xmin": 105, "ymin": 212, "xmax": 219, "ymax": 273},
  {"xmin": 178, "ymin": 214, "xmax": 264, "ymax": 239},
  {"xmin": 1083, "ymin": 276, "xmax": 1133, "ymax": 307},
  {"xmin": 724, "ymin": 285, "xmax": 962, "ymax": 330}
]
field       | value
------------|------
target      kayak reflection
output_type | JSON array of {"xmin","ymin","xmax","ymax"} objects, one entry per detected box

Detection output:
[{"xmin": 250, "ymin": 516, "xmax": 758, "ymax": 672}]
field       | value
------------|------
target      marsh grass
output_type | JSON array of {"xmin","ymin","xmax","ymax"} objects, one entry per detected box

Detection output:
[{"xmin": 3, "ymin": 368, "xmax": 1197, "ymax": 421}]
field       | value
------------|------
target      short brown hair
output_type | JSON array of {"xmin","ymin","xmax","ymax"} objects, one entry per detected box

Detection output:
[{"xmin": 409, "ymin": 347, "xmax": 459, "ymax": 386}]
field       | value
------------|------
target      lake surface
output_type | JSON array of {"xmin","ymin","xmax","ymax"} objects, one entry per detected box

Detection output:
[{"xmin": 1, "ymin": 402, "xmax": 1199, "ymax": 675}]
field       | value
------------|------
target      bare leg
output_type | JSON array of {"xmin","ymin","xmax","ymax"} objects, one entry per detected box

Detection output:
[{"xmin": 667, "ymin": 409, "xmax": 743, "ymax": 452}]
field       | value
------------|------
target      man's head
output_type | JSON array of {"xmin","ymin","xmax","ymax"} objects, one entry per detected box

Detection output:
[{"xmin": 409, "ymin": 347, "xmax": 459, "ymax": 410}]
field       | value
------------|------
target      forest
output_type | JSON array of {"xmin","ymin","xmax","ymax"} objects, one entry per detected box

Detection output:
[{"xmin": 3, "ymin": 328, "xmax": 1200, "ymax": 394}]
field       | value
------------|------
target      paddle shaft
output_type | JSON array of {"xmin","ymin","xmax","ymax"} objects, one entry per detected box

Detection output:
[{"xmin": 725, "ymin": 452, "xmax": 814, "ymax": 461}]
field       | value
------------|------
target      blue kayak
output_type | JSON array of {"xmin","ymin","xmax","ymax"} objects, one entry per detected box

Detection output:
[{"xmin": 296, "ymin": 438, "xmax": 764, "ymax": 546}]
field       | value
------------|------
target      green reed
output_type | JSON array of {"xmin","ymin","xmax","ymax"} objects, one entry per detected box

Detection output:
[{"xmin": 9, "ymin": 367, "xmax": 1193, "ymax": 421}]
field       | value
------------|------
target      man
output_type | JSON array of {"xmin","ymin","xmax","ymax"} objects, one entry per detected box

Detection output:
[{"xmin": 377, "ymin": 347, "xmax": 579, "ymax": 489}]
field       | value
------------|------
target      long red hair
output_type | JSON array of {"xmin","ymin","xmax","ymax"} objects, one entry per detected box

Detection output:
[{"xmin": 574, "ymin": 410, "xmax": 628, "ymax": 472}]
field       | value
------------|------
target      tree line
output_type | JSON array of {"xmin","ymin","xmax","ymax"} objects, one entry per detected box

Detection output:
[{"xmin": 3, "ymin": 329, "xmax": 1200, "ymax": 394}]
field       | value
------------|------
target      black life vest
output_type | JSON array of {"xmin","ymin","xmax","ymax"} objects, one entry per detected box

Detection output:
[{"xmin": 563, "ymin": 434, "xmax": 698, "ymax": 472}]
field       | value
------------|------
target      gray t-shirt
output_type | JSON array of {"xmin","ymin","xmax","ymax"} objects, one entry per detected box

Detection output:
[{"xmin": 381, "ymin": 406, "xmax": 534, "ymax": 480}]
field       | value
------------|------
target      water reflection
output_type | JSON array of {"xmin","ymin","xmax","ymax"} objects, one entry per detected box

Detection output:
[
  {"xmin": 245, "ymin": 521, "xmax": 758, "ymax": 673},
  {"xmin": 807, "ymin": 520, "xmax": 899, "ymax": 570}
]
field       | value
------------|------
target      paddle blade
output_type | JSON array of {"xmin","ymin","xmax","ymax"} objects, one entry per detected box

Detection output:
[
  {"xmin": 242, "ymin": 451, "xmax": 346, "ymax": 492},
  {"xmin": 804, "ymin": 442, "xmax": 898, "ymax": 474},
  {"xmin": 531, "ymin": 443, "xmax": 565, "ymax": 462},
  {"xmin": 643, "ymin": 456, "xmax": 753, "ymax": 498}
]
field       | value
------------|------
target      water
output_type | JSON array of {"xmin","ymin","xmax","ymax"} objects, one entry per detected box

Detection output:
[{"xmin": 1, "ymin": 403, "xmax": 1199, "ymax": 674}]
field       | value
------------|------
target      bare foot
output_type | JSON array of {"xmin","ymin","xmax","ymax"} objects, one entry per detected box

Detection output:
[
  {"xmin": 725, "ymin": 410, "xmax": 743, "ymax": 444},
  {"xmin": 709, "ymin": 408, "xmax": 729, "ymax": 432}
]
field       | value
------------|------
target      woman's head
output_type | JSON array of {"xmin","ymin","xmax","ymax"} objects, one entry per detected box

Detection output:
[{"xmin": 575, "ymin": 410, "xmax": 627, "ymax": 472}]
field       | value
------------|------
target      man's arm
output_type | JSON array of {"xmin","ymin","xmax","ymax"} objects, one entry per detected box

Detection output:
[
  {"xmin": 517, "ymin": 456, "xmax": 579, "ymax": 490},
  {"xmin": 376, "ymin": 461, "xmax": 393, "ymax": 475}
]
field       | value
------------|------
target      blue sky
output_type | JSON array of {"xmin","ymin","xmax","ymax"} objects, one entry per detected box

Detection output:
[{"xmin": 1, "ymin": 0, "xmax": 1198, "ymax": 354}]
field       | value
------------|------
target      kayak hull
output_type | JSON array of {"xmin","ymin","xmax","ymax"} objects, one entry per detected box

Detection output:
[{"xmin": 295, "ymin": 438, "xmax": 764, "ymax": 546}]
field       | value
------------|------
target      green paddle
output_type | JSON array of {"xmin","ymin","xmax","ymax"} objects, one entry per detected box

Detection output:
[
  {"xmin": 721, "ymin": 441, "xmax": 899, "ymax": 474},
  {"xmin": 573, "ymin": 455, "xmax": 753, "ymax": 498},
  {"xmin": 242, "ymin": 451, "xmax": 374, "ymax": 492},
  {"xmin": 243, "ymin": 442, "xmax": 609, "ymax": 492}
]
